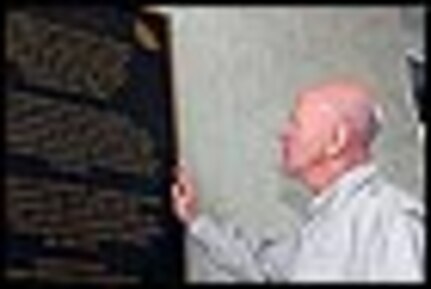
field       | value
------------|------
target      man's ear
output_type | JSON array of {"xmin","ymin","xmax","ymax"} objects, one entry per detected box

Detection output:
[{"xmin": 326, "ymin": 123, "xmax": 348, "ymax": 157}]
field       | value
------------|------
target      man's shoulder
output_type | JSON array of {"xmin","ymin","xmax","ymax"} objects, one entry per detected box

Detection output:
[
  {"xmin": 349, "ymin": 177, "xmax": 424, "ymax": 244},
  {"xmin": 371, "ymin": 179, "xmax": 424, "ymax": 223}
]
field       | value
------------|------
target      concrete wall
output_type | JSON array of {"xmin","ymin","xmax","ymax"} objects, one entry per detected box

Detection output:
[
  {"xmin": 400, "ymin": 6, "xmax": 425, "ymax": 54},
  {"xmin": 152, "ymin": 7, "xmax": 424, "ymax": 282}
]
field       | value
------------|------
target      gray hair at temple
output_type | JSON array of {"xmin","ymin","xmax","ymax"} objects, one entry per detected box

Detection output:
[
  {"xmin": 301, "ymin": 77, "xmax": 385, "ymax": 150},
  {"xmin": 323, "ymin": 83, "xmax": 385, "ymax": 148}
]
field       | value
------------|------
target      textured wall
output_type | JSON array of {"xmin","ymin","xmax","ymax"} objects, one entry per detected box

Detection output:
[
  {"xmin": 152, "ymin": 7, "xmax": 424, "ymax": 282},
  {"xmin": 400, "ymin": 6, "xmax": 425, "ymax": 53}
]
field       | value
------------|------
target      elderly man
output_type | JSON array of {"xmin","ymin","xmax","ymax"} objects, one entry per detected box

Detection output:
[{"xmin": 172, "ymin": 79, "xmax": 425, "ymax": 282}]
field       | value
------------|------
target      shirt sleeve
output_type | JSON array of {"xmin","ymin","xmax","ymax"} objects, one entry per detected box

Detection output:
[{"xmin": 189, "ymin": 214, "xmax": 276, "ymax": 281}]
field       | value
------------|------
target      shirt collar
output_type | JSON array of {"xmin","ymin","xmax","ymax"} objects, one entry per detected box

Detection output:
[{"xmin": 308, "ymin": 162, "xmax": 378, "ymax": 219}]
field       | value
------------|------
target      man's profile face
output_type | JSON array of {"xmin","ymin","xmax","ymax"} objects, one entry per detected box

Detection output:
[{"xmin": 280, "ymin": 95, "xmax": 335, "ymax": 178}]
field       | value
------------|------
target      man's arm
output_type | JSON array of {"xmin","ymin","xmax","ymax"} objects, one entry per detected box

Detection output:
[
  {"xmin": 172, "ymin": 163, "xmax": 271, "ymax": 281},
  {"xmin": 188, "ymin": 214, "xmax": 269, "ymax": 281}
]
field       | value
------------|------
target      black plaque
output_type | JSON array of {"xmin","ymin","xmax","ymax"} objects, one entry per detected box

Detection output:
[{"xmin": 5, "ymin": 4, "xmax": 182, "ymax": 285}]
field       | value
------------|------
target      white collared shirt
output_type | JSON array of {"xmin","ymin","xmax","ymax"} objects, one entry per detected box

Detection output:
[{"xmin": 189, "ymin": 163, "xmax": 425, "ymax": 282}]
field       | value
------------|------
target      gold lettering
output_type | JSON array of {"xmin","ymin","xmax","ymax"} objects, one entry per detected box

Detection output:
[{"xmin": 6, "ymin": 11, "xmax": 132, "ymax": 99}]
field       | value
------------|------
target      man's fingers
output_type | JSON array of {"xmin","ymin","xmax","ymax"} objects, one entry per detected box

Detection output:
[
  {"xmin": 172, "ymin": 160, "xmax": 196, "ymax": 201},
  {"xmin": 172, "ymin": 183, "xmax": 181, "ymax": 199},
  {"xmin": 178, "ymin": 158, "xmax": 187, "ymax": 170},
  {"xmin": 171, "ymin": 160, "xmax": 198, "ymax": 225},
  {"xmin": 172, "ymin": 178, "xmax": 188, "ymax": 199},
  {"xmin": 177, "ymin": 166, "xmax": 194, "ymax": 189}
]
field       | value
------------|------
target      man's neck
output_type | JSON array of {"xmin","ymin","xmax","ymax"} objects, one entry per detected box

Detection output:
[{"xmin": 304, "ymin": 152, "xmax": 370, "ymax": 195}]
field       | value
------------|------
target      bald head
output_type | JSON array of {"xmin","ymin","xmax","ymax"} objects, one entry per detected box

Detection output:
[
  {"xmin": 298, "ymin": 79, "xmax": 382, "ymax": 146},
  {"xmin": 280, "ymin": 78, "xmax": 383, "ymax": 191}
]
